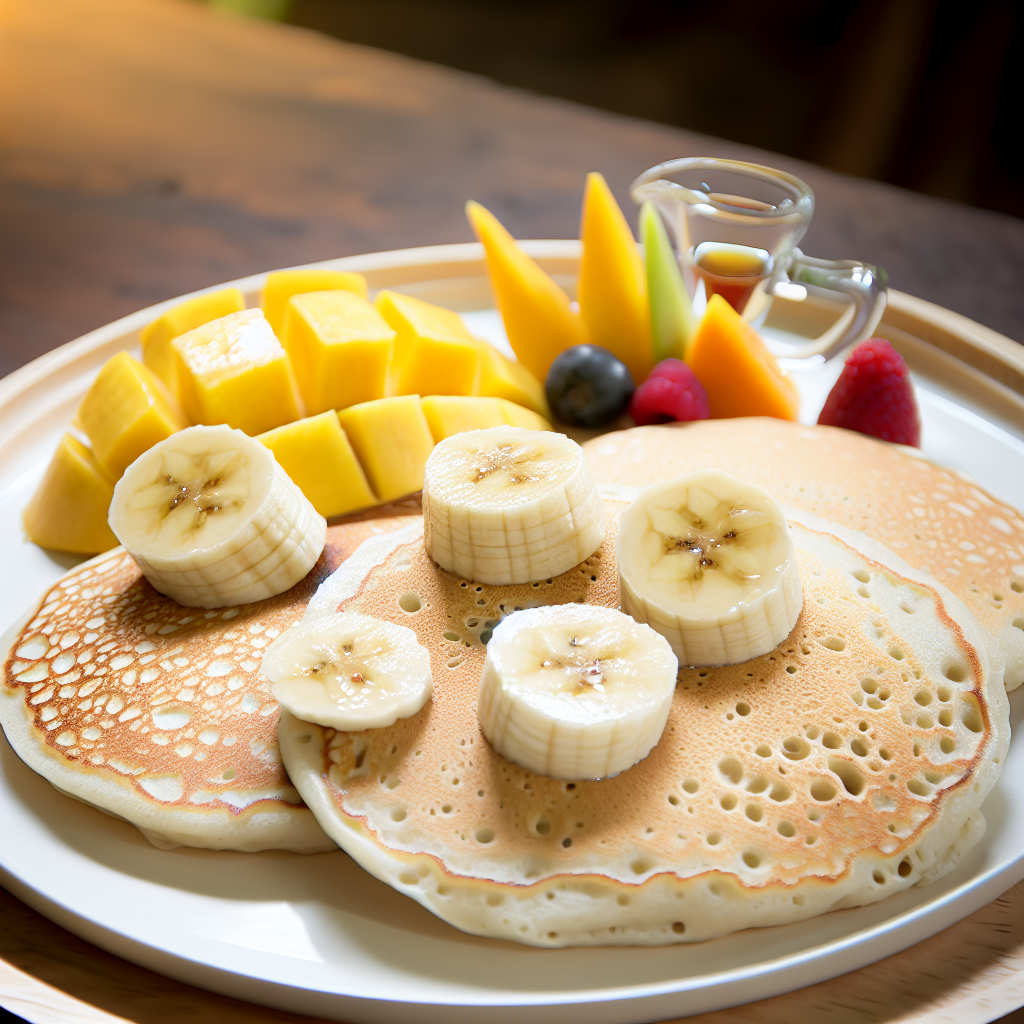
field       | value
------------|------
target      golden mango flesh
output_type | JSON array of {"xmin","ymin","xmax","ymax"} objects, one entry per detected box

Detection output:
[
  {"xmin": 473, "ymin": 340, "xmax": 550, "ymax": 418},
  {"xmin": 421, "ymin": 395, "xmax": 506, "ymax": 442},
  {"xmin": 77, "ymin": 352, "xmax": 187, "ymax": 479},
  {"xmin": 497, "ymin": 398, "xmax": 552, "ymax": 431},
  {"xmin": 282, "ymin": 290, "xmax": 395, "ymax": 415},
  {"xmin": 261, "ymin": 269, "xmax": 368, "ymax": 338}
]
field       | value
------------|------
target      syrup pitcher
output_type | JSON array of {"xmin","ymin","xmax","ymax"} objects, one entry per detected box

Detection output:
[{"xmin": 630, "ymin": 157, "xmax": 887, "ymax": 359}]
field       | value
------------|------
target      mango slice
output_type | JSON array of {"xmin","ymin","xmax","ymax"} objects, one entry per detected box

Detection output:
[
  {"xmin": 172, "ymin": 309, "xmax": 303, "ymax": 435},
  {"xmin": 375, "ymin": 291, "xmax": 480, "ymax": 397},
  {"xmin": 261, "ymin": 269, "xmax": 368, "ymax": 338},
  {"xmin": 258, "ymin": 412, "xmax": 377, "ymax": 519},
  {"xmin": 467, "ymin": 200, "xmax": 589, "ymax": 382},
  {"xmin": 140, "ymin": 287, "xmax": 246, "ymax": 396},
  {"xmin": 338, "ymin": 395, "xmax": 435, "ymax": 502},
  {"xmin": 283, "ymin": 290, "xmax": 395, "ymax": 415},
  {"xmin": 497, "ymin": 398, "xmax": 552, "ymax": 431},
  {"xmin": 77, "ymin": 352, "xmax": 188, "ymax": 479},
  {"xmin": 473, "ymin": 340, "xmax": 550, "ymax": 417},
  {"xmin": 23, "ymin": 434, "xmax": 118, "ymax": 554},
  {"xmin": 687, "ymin": 295, "xmax": 798, "ymax": 421},
  {"xmin": 640, "ymin": 201, "xmax": 695, "ymax": 362},
  {"xmin": 578, "ymin": 173, "xmax": 652, "ymax": 383},
  {"xmin": 421, "ymin": 395, "xmax": 506, "ymax": 442}
]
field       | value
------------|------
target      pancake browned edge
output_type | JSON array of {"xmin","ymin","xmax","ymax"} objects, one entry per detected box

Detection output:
[
  {"xmin": 0, "ymin": 508, "xmax": 418, "ymax": 852},
  {"xmin": 279, "ymin": 503, "xmax": 1009, "ymax": 946},
  {"xmin": 584, "ymin": 418, "xmax": 1024, "ymax": 691}
]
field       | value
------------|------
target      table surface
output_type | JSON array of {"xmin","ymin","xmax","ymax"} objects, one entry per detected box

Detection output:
[{"xmin": 1, "ymin": 1, "xmax": 1023, "ymax": 1022}]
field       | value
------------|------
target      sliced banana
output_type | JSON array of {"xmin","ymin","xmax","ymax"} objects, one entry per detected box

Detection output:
[
  {"xmin": 109, "ymin": 424, "xmax": 326, "ymax": 608},
  {"xmin": 262, "ymin": 612, "xmax": 433, "ymax": 730},
  {"xmin": 616, "ymin": 469, "xmax": 802, "ymax": 666},
  {"xmin": 423, "ymin": 426, "xmax": 605, "ymax": 585},
  {"xmin": 477, "ymin": 604, "xmax": 678, "ymax": 780}
]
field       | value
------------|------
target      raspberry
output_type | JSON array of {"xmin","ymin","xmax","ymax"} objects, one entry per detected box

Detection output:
[
  {"xmin": 629, "ymin": 360, "xmax": 710, "ymax": 425},
  {"xmin": 817, "ymin": 339, "xmax": 920, "ymax": 446}
]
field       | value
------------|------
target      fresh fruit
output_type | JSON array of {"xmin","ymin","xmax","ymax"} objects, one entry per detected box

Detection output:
[
  {"xmin": 282, "ymin": 289, "xmax": 395, "ymax": 415},
  {"xmin": 473, "ymin": 338, "xmax": 550, "ymax": 417},
  {"xmin": 466, "ymin": 200, "xmax": 590, "ymax": 382},
  {"xmin": 817, "ymin": 338, "xmax": 921, "ymax": 446},
  {"xmin": 422, "ymin": 425, "xmax": 605, "ymax": 585},
  {"xmin": 640, "ymin": 201, "xmax": 695, "ymax": 362},
  {"xmin": 476, "ymin": 604, "xmax": 678, "ymax": 780},
  {"xmin": 629, "ymin": 359, "xmax": 709, "ymax": 426},
  {"xmin": 257, "ymin": 411, "xmax": 377, "ymax": 519},
  {"xmin": 76, "ymin": 352, "xmax": 188, "ymax": 480},
  {"xmin": 261, "ymin": 269, "xmax": 368, "ymax": 338},
  {"xmin": 578, "ymin": 172, "xmax": 652, "ymax": 383},
  {"xmin": 23, "ymin": 434, "xmax": 119, "ymax": 554},
  {"xmin": 140, "ymin": 287, "xmax": 246, "ymax": 396},
  {"xmin": 108, "ymin": 424, "xmax": 326, "ymax": 608},
  {"xmin": 616, "ymin": 469, "xmax": 803, "ymax": 666},
  {"xmin": 544, "ymin": 344, "xmax": 635, "ymax": 428},
  {"xmin": 497, "ymin": 397, "xmax": 552, "ymax": 431},
  {"xmin": 375, "ymin": 290, "xmax": 480, "ymax": 397},
  {"xmin": 262, "ymin": 612, "xmax": 433, "ymax": 730},
  {"xmin": 421, "ymin": 395, "xmax": 506, "ymax": 442},
  {"xmin": 337, "ymin": 395, "xmax": 435, "ymax": 502},
  {"xmin": 686, "ymin": 294, "xmax": 798, "ymax": 421},
  {"xmin": 172, "ymin": 309, "xmax": 304, "ymax": 436}
]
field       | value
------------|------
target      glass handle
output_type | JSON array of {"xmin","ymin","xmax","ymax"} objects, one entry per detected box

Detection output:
[{"xmin": 769, "ymin": 250, "xmax": 888, "ymax": 360}]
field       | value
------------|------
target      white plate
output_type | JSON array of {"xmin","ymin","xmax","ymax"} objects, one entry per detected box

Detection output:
[{"xmin": 1, "ymin": 243, "xmax": 1022, "ymax": 1024}]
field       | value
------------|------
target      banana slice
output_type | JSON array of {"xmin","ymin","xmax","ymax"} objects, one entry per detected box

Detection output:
[
  {"xmin": 423, "ymin": 426, "xmax": 605, "ymax": 585},
  {"xmin": 109, "ymin": 424, "xmax": 326, "ymax": 608},
  {"xmin": 262, "ymin": 612, "xmax": 433, "ymax": 730},
  {"xmin": 477, "ymin": 604, "xmax": 678, "ymax": 780},
  {"xmin": 616, "ymin": 469, "xmax": 802, "ymax": 666}
]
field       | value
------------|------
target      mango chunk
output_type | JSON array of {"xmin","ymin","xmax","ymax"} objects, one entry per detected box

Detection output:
[
  {"xmin": 375, "ymin": 291, "xmax": 480, "ymax": 397},
  {"xmin": 258, "ymin": 412, "xmax": 377, "ymax": 519},
  {"xmin": 140, "ymin": 287, "xmax": 246, "ymax": 396},
  {"xmin": 640, "ymin": 201, "xmax": 695, "ymax": 362},
  {"xmin": 261, "ymin": 269, "xmax": 368, "ymax": 338},
  {"xmin": 23, "ymin": 434, "xmax": 118, "ymax": 554},
  {"xmin": 337, "ymin": 395, "xmax": 435, "ymax": 502},
  {"xmin": 687, "ymin": 294, "xmax": 798, "ymax": 421},
  {"xmin": 578, "ymin": 173, "xmax": 652, "ymax": 383},
  {"xmin": 422, "ymin": 396, "xmax": 506, "ymax": 442},
  {"xmin": 473, "ymin": 340, "xmax": 550, "ymax": 417},
  {"xmin": 467, "ymin": 200, "xmax": 589, "ymax": 381},
  {"xmin": 283, "ymin": 290, "xmax": 395, "ymax": 415},
  {"xmin": 172, "ymin": 309, "xmax": 303, "ymax": 435},
  {"xmin": 77, "ymin": 352, "xmax": 188, "ymax": 479},
  {"xmin": 497, "ymin": 398, "xmax": 552, "ymax": 432}
]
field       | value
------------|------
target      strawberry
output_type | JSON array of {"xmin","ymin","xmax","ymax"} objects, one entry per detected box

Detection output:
[
  {"xmin": 817, "ymin": 339, "xmax": 920, "ymax": 446},
  {"xmin": 629, "ymin": 359, "xmax": 710, "ymax": 425}
]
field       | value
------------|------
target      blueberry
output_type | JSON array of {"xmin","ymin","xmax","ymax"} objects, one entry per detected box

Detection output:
[{"xmin": 544, "ymin": 345, "xmax": 635, "ymax": 428}]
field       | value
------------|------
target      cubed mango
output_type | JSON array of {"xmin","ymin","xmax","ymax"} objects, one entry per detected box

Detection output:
[
  {"xmin": 258, "ymin": 412, "xmax": 377, "ymax": 519},
  {"xmin": 172, "ymin": 309, "xmax": 303, "ymax": 435},
  {"xmin": 262, "ymin": 269, "xmax": 368, "ymax": 337},
  {"xmin": 23, "ymin": 434, "xmax": 118, "ymax": 554},
  {"xmin": 497, "ymin": 398, "xmax": 552, "ymax": 432},
  {"xmin": 337, "ymin": 395, "xmax": 435, "ymax": 502},
  {"xmin": 375, "ymin": 291, "xmax": 479, "ymax": 397},
  {"xmin": 421, "ymin": 396, "xmax": 506, "ymax": 442},
  {"xmin": 474, "ymin": 341, "xmax": 550, "ymax": 417},
  {"xmin": 77, "ymin": 352, "xmax": 187, "ymax": 479},
  {"xmin": 140, "ymin": 287, "xmax": 245, "ymax": 396},
  {"xmin": 282, "ymin": 290, "xmax": 395, "ymax": 414}
]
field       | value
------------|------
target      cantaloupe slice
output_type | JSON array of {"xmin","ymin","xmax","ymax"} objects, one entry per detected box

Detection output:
[
  {"xmin": 466, "ymin": 200, "xmax": 589, "ymax": 382},
  {"xmin": 686, "ymin": 295, "xmax": 798, "ymax": 421},
  {"xmin": 640, "ymin": 201, "xmax": 695, "ymax": 362},
  {"xmin": 578, "ymin": 173, "xmax": 652, "ymax": 383}
]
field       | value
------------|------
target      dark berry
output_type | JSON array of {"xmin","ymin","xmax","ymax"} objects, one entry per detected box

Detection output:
[
  {"xmin": 817, "ymin": 338, "xmax": 920, "ymax": 446},
  {"xmin": 629, "ymin": 361, "xmax": 710, "ymax": 425},
  {"xmin": 544, "ymin": 345, "xmax": 635, "ymax": 428}
]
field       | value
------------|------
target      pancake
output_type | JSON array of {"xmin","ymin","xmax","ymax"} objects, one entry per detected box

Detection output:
[
  {"xmin": 279, "ymin": 503, "xmax": 1009, "ymax": 946},
  {"xmin": 0, "ymin": 511, "xmax": 417, "ymax": 852},
  {"xmin": 583, "ymin": 419, "xmax": 1024, "ymax": 691}
]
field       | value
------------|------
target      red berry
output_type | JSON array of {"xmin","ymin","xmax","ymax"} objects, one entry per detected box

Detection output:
[
  {"xmin": 630, "ymin": 362, "xmax": 710, "ymax": 425},
  {"xmin": 818, "ymin": 339, "xmax": 920, "ymax": 446}
]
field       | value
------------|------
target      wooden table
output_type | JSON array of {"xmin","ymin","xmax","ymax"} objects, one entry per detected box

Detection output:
[{"xmin": 0, "ymin": 1, "xmax": 1022, "ymax": 1021}]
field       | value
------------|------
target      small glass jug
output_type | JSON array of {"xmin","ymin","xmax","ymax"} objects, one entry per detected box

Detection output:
[{"xmin": 630, "ymin": 157, "xmax": 887, "ymax": 359}]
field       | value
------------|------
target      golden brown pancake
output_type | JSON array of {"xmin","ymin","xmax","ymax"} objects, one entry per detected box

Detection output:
[
  {"xmin": 0, "ymin": 512, "xmax": 417, "ymax": 851},
  {"xmin": 584, "ymin": 419, "xmax": 1024, "ymax": 691},
  {"xmin": 279, "ymin": 504, "xmax": 1009, "ymax": 946}
]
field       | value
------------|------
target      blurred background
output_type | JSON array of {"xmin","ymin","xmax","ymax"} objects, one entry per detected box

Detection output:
[{"xmin": 213, "ymin": 0, "xmax": 1023, "ymax": 219}]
